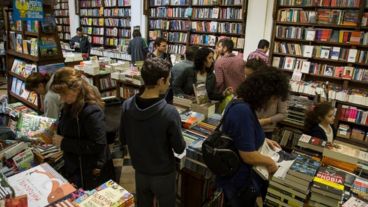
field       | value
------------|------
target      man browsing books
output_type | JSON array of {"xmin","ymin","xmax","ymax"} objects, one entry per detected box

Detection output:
[
  {"xmin": 247, "ymin": 39, "xmax": 270, "ymax": 64},
  {"xmin": 120, "ymin": 57, "xmax": 186, "ymax": 207},
  {"xmin": 70, "ymin": 27, "xmax": 91, "ymax": 56}
]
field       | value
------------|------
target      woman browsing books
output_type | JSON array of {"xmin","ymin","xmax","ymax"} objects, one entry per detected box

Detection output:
[
  {"xmin": 217, "ymin": 67, "xmax": 289, "ymax": 207},
  {"xmin": 50, "ymin": 67, "xmax": 114, "ymax": 190},
  {"xmin": 172, "ymin": 47, "xmax": 232, "ymax": 101},
  {"xmin": 304, "ymin": 102, "xmax": 336, "ymax": 143}
]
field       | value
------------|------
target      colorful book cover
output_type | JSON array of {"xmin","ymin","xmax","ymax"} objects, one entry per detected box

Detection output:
[
  {"xmin": 7, "ymin": 163, "xmax": 76, "ymax": 207},
  {"xmin": 16, "ymin": 113, "xmax": 56, "ymax": 140},
  {"xmin": 313, "ymin": 166, "xmax": 345, "ymax": 192},
  {"xmin": 73, "ymin": 180, "xmax": 134, "ymax": 207}
]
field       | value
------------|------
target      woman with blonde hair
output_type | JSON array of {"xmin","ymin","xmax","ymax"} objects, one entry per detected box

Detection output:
[{"xmin": 51, "ymin": 67, "xmax": 114, "ymax": 189}]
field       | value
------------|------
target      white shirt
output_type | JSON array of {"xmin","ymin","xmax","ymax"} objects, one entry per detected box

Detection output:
[{"xmin": 319, "ymin": 124, "xmax": 333, "ymax": 143}]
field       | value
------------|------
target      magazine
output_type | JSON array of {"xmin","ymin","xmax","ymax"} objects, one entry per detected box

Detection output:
[{"xmin": 254, "ymin": 140, "xmax": 297, "ymax": 180}]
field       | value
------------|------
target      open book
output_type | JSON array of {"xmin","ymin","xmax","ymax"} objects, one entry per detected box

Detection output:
[{"xmin": 253, "ymin": 140, "xmax": 297, "ymax": 180}]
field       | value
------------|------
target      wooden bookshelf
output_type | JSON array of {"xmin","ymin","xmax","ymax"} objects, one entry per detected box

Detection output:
[
  {"xmin": 54, "ymin": 0, "xmax": 70, "ymax": 42},
  {"xmin": 78, "ymin": 0, "xmax": 131, "ymax": 49},
  {"xmin": 270, "ymin": 0, "xmax": 368, "ymax": 148},
  {"xmin": 4, "ymin": 3, "xmax": 65, "ymax": 113},
  {"xmin": 147, "ymin": 0, "xmax": 248, "ymax": 55}
]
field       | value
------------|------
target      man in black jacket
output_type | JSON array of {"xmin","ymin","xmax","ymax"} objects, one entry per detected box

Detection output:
[
  {"xmin": 70, "ymin": 27, "xmax": 91, "ymax": 54},
  {"xmin": 120, "ymin": 57, "xmax": 186, "ymax": 207}
]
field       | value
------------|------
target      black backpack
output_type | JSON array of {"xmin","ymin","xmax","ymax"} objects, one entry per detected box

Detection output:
[{"xmin": 202, "ymin": 101, "xmax": 242, "ymax": 177}]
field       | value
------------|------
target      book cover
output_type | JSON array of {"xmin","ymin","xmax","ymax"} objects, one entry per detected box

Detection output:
[
  {"xmin": 4, "ymin": 195, "xmax": 28, "ymax": 207},
  {"xmin": 73, "ymin": 180, "xmax": 134, "ymax": 207},
  {"xmin": 16, "ymin": 34, "xmax": 23, "ymax": 53},
  {"xmin": 12, "ymin": 148, "xmax": 34, "ymax": 171},
  {"xmin": 7, "ymin": 163, "xmax": 76, "ymax": 207},
  {"xmin": 302, "ymin": 45, "xmax": 314, "ymax": 58},
  {"xmin": 342, "ymin": 67, "xmax": 354, "ymax": 79},
  {"xmin": 289, "ymin": 154, "xmax": 321, "ymax": 180},
  {"xmin": 320, "ymin": 47, "xmax": 331, "ymax": 59},
  {"xmin": 193, "ymin": 83, "xmax": 209, "ymax": 104},
  {"xmin": 313, "ymin": 166, "xmax": 345, "ymax": 194},
  {"xmin": 330, "ymin": 47, "xmax": 341, "ymax": 60},
  {"xmin": 305, "ymin": 29, "xmax": 316, "ymax": 41},
  {"xmin": 41, "ymin": 14, "xmax": 57, "ymax": 33},
  {"xmin": 16, "ymin": 113, "xmax": 56, "ymax": 141},
  {"xmin": 347, "ymin": 49, "xmax": 358, "ymax": 63},
  {"xmin": 283, "ymin": 57, "xmax": 295, "ymax": 70},
  {"xmin": 301, "ymin": 61, "xmax": 311, "ymax": 73},
  {"xmin": 342, "ymin": 196, "xmax": 368, "ymax": 207}
]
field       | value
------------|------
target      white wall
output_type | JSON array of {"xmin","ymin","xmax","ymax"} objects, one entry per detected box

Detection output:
[
  {"xmin": 131, "ymin": 0, "xmax": 147, "ymax": 38},
  {"xmin": 243, "ymin": 0, "xmax": 274, "ymax": 59},
  {"xmin": 68, "ymin": 0, "xmax": 79, "ymax": 37}
]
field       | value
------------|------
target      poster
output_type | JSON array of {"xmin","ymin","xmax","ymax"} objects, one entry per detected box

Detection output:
[{"xmin": 13, "ymin": 0, "xmax": 44, "ymax": 21}]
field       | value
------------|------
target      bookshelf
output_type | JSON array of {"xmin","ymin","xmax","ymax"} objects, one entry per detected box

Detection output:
[
  {"xmin": 270, "ymin": 0, "xmax": 368, "ymax": 148},
  {"xmin": 54, "ymin": 0, "xmax": 70, "ymax": 42},
  {"xmin": 4, "ymin": 3, "xmax": 65, "ymax": 113},
  {"xmin": 147, "ymin": 0, "xmax": 248, "ymax": 55},
  {"xmin": 79, "ymin": 0, "xmax": 131, "ymax": 50}
]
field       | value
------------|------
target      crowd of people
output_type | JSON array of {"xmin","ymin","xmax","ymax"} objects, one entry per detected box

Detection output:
[{"xmin": 24, "ymin": 28, "xmax": 337, "ymax": 207}]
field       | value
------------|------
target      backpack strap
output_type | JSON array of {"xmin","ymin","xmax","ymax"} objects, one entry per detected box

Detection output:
[{"xmin": 215, "ymin": 99, "xmax": 244, "ymax": 131}]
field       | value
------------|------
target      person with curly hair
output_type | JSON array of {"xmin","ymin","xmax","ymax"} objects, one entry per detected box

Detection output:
[
  {"xmin": 244, "ymin": 60, "xmax": 288, "ymax": 139},
  {"xmin": 173, "ymin": 47, "xmax": 232, "ymax": 100},
  {"xmin": 217, "ymin": 67, "xmax": 289, "ymax": 207},
  {"xmin": 120, "ymin": 57, "xmax": 186, "ymax": 207},
  {"xmin": 304, "ymin": 102, "xmax": 336, "ymax": 143}
]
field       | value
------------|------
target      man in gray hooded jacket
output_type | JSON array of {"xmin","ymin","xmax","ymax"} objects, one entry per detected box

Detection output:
[{"xmin": 120, "ymin": 57, "xmax": 185, "ymax": 207}]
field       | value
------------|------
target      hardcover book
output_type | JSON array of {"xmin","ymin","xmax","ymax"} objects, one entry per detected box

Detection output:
[{"xmin": 7, "ymin": 163, "xmax": 76, "ymax": 207}]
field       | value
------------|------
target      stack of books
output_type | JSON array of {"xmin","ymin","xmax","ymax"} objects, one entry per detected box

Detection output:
[
  {"xmin": 351, "ymin": 177, "xmax": 368, "ymax": 201},
  {"xmin": 342, "ymin": 196, "xmax": 368, "ymax": 207},
  {"xmin": 32, "ymin": 144, "xmax": 64, "ymax": 170},
  {"xmin": 310, "ymin": 166, "xmax": 346, "ymax": 206},
  {"xmin": 266, "ymin": 154, "xmax": 320, "ymax": 206},
  {"xmin": 298, "ymin": 134, "xmax": 327, "ymax": 153},
  {"xmin": 0, "ymin": 172, "xmax": 14, "ymax": 199}
]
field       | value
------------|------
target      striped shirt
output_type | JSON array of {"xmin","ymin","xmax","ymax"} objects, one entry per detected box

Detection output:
[{"xmin": 247, "ymin": 49, "xmax": 269, "ymax": 64}]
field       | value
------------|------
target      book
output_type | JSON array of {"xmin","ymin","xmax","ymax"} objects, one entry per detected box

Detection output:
[
  {"xmin": 330, "ymin": 47, "xmax": 340, "ymax": 60},
  {"xmin": 302, "ymin": 45, "xmax": 314, "ymax": 58},
  {"xmin": 16, "ymin": 34, "xmax": 23, "ymax": 53},
  {"xmin": 288, "ymin": 154, "xmax": 321, "ymax": 182},
  {"xmin": 7, "ymin": 163, "xmax": 76, "ymax": 207},
  {"xmin": 0, "ymin": 172, "xmax": 15, "ymax": 199},
  {"xmin": 254, "ymin": 140, "xmax": 297, "ymax": 180},
  {"xmin": 73, "ymin": 180, "xmax": 134, "ymax": 207},
  {"xmin": 12, "ymin": 148, "xmax": 34, "ymax": 171},
  {"xmin": 313, "ymin": 166, "xmax": 345, "ymax": 195},
  {"xmin": 180, "ymin": 111, "xmax": 205, "ymax": 129},
  {"xmin": 342, "ymin": 196, "xmax": 368, "ymax": 207},
  {"xmin": 4, "ymin": 195, "xmax": 28, "ymax": 207},
  {"xmin": 16, "ymin": 113, "xmax": 56, "ymax": 142},
  {"xmin": 297, "ymin": 134, "xmax": 326, "ymax": 153},
  {"xmin": 352, "ymin": 177, "xmax": 368, "ymax": 200},
  {"xmin": 305, "ymin": 29, "xmax": 316, "ymax": 41},
  {"xmin": 42, "ymin": 14, "xmax": 57, "ymax": 33},
  {"xmin": 347, "ymin": 49, "xmax": 358, "ymax": 63},
  {"xmin": 193, "ymin": 83, "xmax": 208, "ymax": 104}
]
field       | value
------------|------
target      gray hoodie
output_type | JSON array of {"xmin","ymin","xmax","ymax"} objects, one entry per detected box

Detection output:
[
  {"xmin": 120, "ymin": 95, "xmax": 186, "ymax": 175},
  {"xmin": 44, "ymin": 74, "xmax": 62, "ymax": 119}
]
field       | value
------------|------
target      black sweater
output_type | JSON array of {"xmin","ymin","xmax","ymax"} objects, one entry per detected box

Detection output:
[
  {"xmin": 306, "ymin": 124, "xmax": 336, "ymax": 141},
  {"xmin": 120, "ymin": 95, "xmax": 186, "ymax": 175}
]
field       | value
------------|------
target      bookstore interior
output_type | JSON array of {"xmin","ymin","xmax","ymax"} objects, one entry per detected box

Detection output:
[{"xmin": 3, "ymin": 0, "xmax": 368, "ymax": 206}]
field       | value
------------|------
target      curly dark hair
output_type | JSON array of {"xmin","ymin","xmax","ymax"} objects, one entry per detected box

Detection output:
[
  {"xmin": 236, "ymin": 66, "xmax": 289, "ymax": 110},
  {"xmin": 245, "ymin": 58, "xmax": 267, "ymax": 72},
  {"xmin": 141, "ymin": 57, "xmax": 171, "ymax": 87},
  {"xmin": 304, "ymin": 102, "xmax": 334, "ymax": 132},
  {"xmin": 194, "ymin": 47, "xmax": 214, "ymax": 73}
]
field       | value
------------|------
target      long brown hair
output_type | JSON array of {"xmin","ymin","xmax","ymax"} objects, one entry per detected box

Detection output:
[
  {"xmin": 304, "ymin": 102, "xmax": 334, "ymax": 132},
  {"xmin": 51, "ymin": 67, "xmax": 104, "ymax": 116}
]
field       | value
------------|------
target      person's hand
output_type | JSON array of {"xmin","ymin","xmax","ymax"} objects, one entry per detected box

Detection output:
[
  {"xmin": 223, "ymin": 87, "xmax": 234, "ymax": 96},
  {"xmin": 267, "ymin": 161, "xmax": 278, "ymax": 175},
  {"xmin": 266, "ymin": 138, "xmax": 281, "ymax": 151},
  {"xmin": 92, "ymin": 168, "xmax": 101, "ymax": 176},
  {"xmin": 53, "ymin": 135, "xmax": 64, "ymax": 148}
]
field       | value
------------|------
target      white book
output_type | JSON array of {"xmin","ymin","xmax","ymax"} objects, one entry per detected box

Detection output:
[
  {"xmin": 305, "ymin": 29, "xmax": 316, "ymax": 41},
  {"xmin": 302, "ymin": 45, "xmax": 314, "ymax": 58},
  {"xmin": 283, "ymin": 57, "xmax": 295, "ymax": 70},
  {"xmin": 348, "ymin": 49, "xmax": 358, "ymax": 63},
  {"xmin": 320, "ymin": 47, "xmax": 331, "ymax": 59},
  {"xmin": 272, "ymin": 57, "xmax": 281, "ymax": 68},
  {"xmin": 301, "ymin": 61, "xmax": 311, "ymax": 73},
  {"xmin": 212, "ymin": 8, "xmax": 219, "ymax": 18}
]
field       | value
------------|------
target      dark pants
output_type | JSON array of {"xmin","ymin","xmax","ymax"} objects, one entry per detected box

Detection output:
[{"xmin": 135, "ymin": 171, "xmax": 176, "ymax": 207}]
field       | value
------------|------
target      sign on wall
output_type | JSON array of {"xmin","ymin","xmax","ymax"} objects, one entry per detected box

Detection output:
[{"xmin": 13, "ymin": 0, "xmax": 44, "ymax": 21}]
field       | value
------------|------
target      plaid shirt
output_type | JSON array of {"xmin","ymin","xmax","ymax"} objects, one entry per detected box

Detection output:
[
  {"xmin": 247, "ymin": 49, "xmax": 269, "ymax": 64},
  {"xmin": 214, "ymin": 53, "xmax": 245, "ymax": 92}
]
